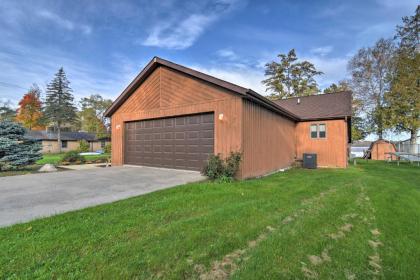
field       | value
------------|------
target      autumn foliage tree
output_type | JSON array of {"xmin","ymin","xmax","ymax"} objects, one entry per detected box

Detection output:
[{"xmin": 16, "ymin": 85, "xmax": 43, "ymax": 129}]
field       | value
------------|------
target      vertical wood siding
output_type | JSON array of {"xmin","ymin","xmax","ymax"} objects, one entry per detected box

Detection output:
[
  {"xmin": 295, "ymin": 120, "xmax": 348, "ymax": 168},
  {"xmin": 241, "ymin": 100, "xmax": 296, "ymax": 178},
  {"xmin": 371, "ymin": 141, "xmax": 396, "ymax": 160},
  {"xmin": 111, "ymin": 66, "xmax": 242, "ymax": 166}
]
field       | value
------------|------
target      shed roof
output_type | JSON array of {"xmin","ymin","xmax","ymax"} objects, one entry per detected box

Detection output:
[{"xmin": 273, "ymin": 91, "xmax": 352, "ymax": 121}]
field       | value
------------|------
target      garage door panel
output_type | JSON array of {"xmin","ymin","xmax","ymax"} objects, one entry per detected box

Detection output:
[{"xmin": 124, "ymin": 113, "xmax": 214, "ymax": 170}]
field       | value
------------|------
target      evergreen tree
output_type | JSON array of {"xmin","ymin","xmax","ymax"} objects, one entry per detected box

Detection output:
[
  {"xmin": 44, "ymin": 68, "xmax": 77, "ymax": 152},
  {"xmin": 0, "ymin": 121, "xmax": 42, "ymax": 170},
  {"xmin": 262, "ymin": 49, "xmax": 323, "ymax": 99}
]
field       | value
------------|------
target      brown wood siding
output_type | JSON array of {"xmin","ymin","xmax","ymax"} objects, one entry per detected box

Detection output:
[
  {"xmin": 111, "ymin": 66, "xmax": 242, "ymax": 166},
  {"xmin": 295, "ymin": 119, "xmax": 348, "ymax": 168},
  {"xmin": 241, "ymin": 100, "xmax": 296, "ymax": 179},
  {"xmin": 371, "ymin": 141, "xmax": 396, "ymax": 160}
]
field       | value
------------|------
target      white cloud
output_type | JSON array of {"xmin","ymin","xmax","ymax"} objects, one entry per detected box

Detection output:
[
  {"xmin": 301, "ymin": 55, "xmax": 349, "ymax": 88},
  {"xmin": 143, "ymin": 14, "xmax": 217, "ymax": 49},
  {"xmin": 310, "ymin": 46, "xmax": 333, "ymax": 56},
  {"xmin": 142, "ymin": 0, "xmax": 243, "ymax": 49},
  {"xmin": 37, "ymin": 9, "xmax": 92, "ymax": 35},
  {"xmin": 216, "ymin": 49, "xmax": 239, "ymax": 60},
  {"xmin": 191, "ymin": 64, "xmax": 266, "ymax": 94}
]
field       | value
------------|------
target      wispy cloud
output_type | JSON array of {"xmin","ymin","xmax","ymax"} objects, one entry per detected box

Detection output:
[
  {"xmin": 301, "ymin": 55, "xmax": 349, "ymax": 89},
  {"xmin": 216, "ymin": 49, "xmax": 238, "ymax": 60},
  {"xmin": 0, "ymin": 41, "xmax": 130, "ymax": 106},
  {"xmin": 142, "ymin": 0, "xmax": 244, "ymax": 49},
  {"xmin": 310, "ymin": 46, "xmax": 333, "ymax": 56},
  {"xmin": 37, "ymin": 10, "xmax": 92, "ymax": 35},
  {"xmin": 192, "ymin": 64, "xmax": 266, "ymax": 94},
  {"xmin": 143, "ymin": 14, "xmax": 217, "ymax": 49}
]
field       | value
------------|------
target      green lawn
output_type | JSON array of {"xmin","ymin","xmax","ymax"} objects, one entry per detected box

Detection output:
[
  {"xmin": 1, "ymin": 161, "xmax": 419, "ymax": 279},
  {"xmin": 36, "ymin": 153, "xmax": 110, "ymax": 165}
]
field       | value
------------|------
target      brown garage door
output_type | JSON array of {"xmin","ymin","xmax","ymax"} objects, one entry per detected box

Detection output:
[{"xmin": 124, "ymin": 113, "xmax": 214, "ymax": 171}]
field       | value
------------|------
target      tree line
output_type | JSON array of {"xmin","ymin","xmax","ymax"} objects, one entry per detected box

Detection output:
[
  {"xmin": 263, "ymin": 6, "xmax": 419, "ymax": 144},
  {"xmin": 0, "ymin": 68, "xmax": 112, "ymax": 152}
]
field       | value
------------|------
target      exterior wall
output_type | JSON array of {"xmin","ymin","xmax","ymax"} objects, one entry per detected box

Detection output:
[
  {"xmin": 371, "ymin": 141, "xmax": 396, "ymax": 160},
  {"xmin": 295, "ymin": 119, "xmax": 348, "ymax": 168},
  {"xmin": 90, "ymin": 141, "xmax": 111, "ymax": 152},
  {"xmin": 241, "ymin": 100, "xmax": 296, "ymax": 178},
  {"xmin": 111, "ymin": 66, "xmax": 242, "ymax": 166},
  {"xmin": 41, "ymin": 140, "xmax": 80, "ymax": 154}
]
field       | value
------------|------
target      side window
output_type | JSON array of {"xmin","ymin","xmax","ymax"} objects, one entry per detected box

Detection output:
[
  {"xmin": 310, "ymin": 124, "xmax": 318, "ymax": 138},
  {"xmin": 319, "ymin": 124, "xmax": 326, "ymax": 138},
  {"xmin": 61, "ymin": 140, "xmax": 68, "ymax": 148}
]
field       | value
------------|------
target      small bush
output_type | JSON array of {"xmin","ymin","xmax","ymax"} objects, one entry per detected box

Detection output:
[
  {"xmin": 78, "ymin": 140, "xmax": 90, "ymax": 152},
  {"xmin": 61, "ymin": 151, "xmax": 85, "ymax": 164},
  {"xmin": 202, "ymin": 152, "xmax": 242, "ymax": 182},
  {"xmin": 104, "ymin": 143, "xmax": 111, "ymax": 154}
]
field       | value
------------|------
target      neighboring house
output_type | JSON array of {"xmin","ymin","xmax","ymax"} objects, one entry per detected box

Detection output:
[
  {"xmin": 350, "ymin": 141, "xmax": 372, "ymax": 158},
  {"xmin": 104, "ymin": 57, "xmax": 352, "ymax": 179},
  {"xmin": 25, "ymin": 130, "xmax": 110, "ymax": 154}
]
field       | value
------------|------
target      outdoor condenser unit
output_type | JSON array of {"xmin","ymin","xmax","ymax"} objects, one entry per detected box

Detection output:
[{"xmin": 303, "ymin": 153, "xmax": 317, "ymax": 169}]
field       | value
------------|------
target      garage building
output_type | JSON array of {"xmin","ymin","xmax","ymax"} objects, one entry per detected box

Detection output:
[{"xmin": 105, "ymin": 57, "xmax": 351, "ymax": 179}]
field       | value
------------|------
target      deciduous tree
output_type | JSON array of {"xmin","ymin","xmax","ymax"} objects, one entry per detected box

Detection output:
[
  {"xmin": 79, "ymin": 94, "xmax": 112, "ymax": 133},
  {"xmin": 16, "ymin": 85, "xmax": 43, "ymax": 129},
  {"xmin": 348, "ymin": 38, "xmax": 396, "ymax": 139},
  {"xmin": 0, "ymin": 100, "xmax": 16, "ymax": 122},
  {"xmin": 385, "ymin": 6, "xmax": 420, "ymax": 148},
  {"xmin": 323, "ymin": 80, "xmax": 351, "ymax": 94}
]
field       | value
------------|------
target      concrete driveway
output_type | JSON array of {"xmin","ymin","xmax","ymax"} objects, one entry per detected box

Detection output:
[{"xmin": 0, "ymin": 166, "xmax": 204, "ymax": 227}]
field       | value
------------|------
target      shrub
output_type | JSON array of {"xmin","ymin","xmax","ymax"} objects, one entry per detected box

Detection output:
[
  {"xmin": 0, "ymin": 121, "xmax": 42, "ymax": 171},
  {"xmin": 202, "ymin": 152, "xmax": 242, "ymax": 182},
  {"xmin": 78, "ymin": 140, "xmax": 90, "ymax": 152},
  {"xmin": 104, "ymin": 143, "xmax": 111, "ymax": 154},
  {"xmin": 61, "ymin": 151, "xmax": 85, "ymax": 164}
]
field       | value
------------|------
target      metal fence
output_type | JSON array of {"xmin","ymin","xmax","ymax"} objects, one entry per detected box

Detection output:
[{"xmin": 395, "ymin": 143, "xmax": 420, "ymax": 155}]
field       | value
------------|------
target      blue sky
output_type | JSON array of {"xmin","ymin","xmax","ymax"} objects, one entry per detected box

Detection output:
[{"xmin": 0, "ymin": 0, "xmax": 417, "ymax": 109}]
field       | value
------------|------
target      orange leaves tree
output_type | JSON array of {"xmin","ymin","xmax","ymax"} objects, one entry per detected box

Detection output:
[{"xmin": 16, "ymin": 85, "xmax": 43, "ymax": 130}]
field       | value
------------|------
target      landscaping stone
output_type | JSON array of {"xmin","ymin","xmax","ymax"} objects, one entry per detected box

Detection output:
[{"xmin": 38, "ymin": 164, "xmax": 58, "ymax": 172}]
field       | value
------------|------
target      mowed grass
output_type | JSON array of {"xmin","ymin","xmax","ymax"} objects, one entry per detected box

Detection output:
[{"xmin": 0, "ymin": 161, "xmax": 419, "ymax": 279}]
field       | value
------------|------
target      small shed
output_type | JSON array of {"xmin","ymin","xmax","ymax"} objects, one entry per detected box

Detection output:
[{"xmin": 369, "ymin": 139, "xmax": 397, "ymax": 160}]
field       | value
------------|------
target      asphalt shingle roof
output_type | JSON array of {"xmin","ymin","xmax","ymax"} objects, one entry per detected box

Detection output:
[
  {"xmin": 273, "ymin": 91, "xmax": 352, "ymax": 120},
  {"xmin": 25, "ymin": 130, "xmax": 100, "ymax": 141}
]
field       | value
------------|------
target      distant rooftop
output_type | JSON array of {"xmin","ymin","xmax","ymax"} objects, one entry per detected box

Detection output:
[{"xmin": 25, "ymin": 130, "xmax": 109, "ymax": 141}]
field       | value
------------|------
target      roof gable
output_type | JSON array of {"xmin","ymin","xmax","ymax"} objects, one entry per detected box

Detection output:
[{"xmin": 104, "ymin": 57, "xmax": 298, "ymax": 120}]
